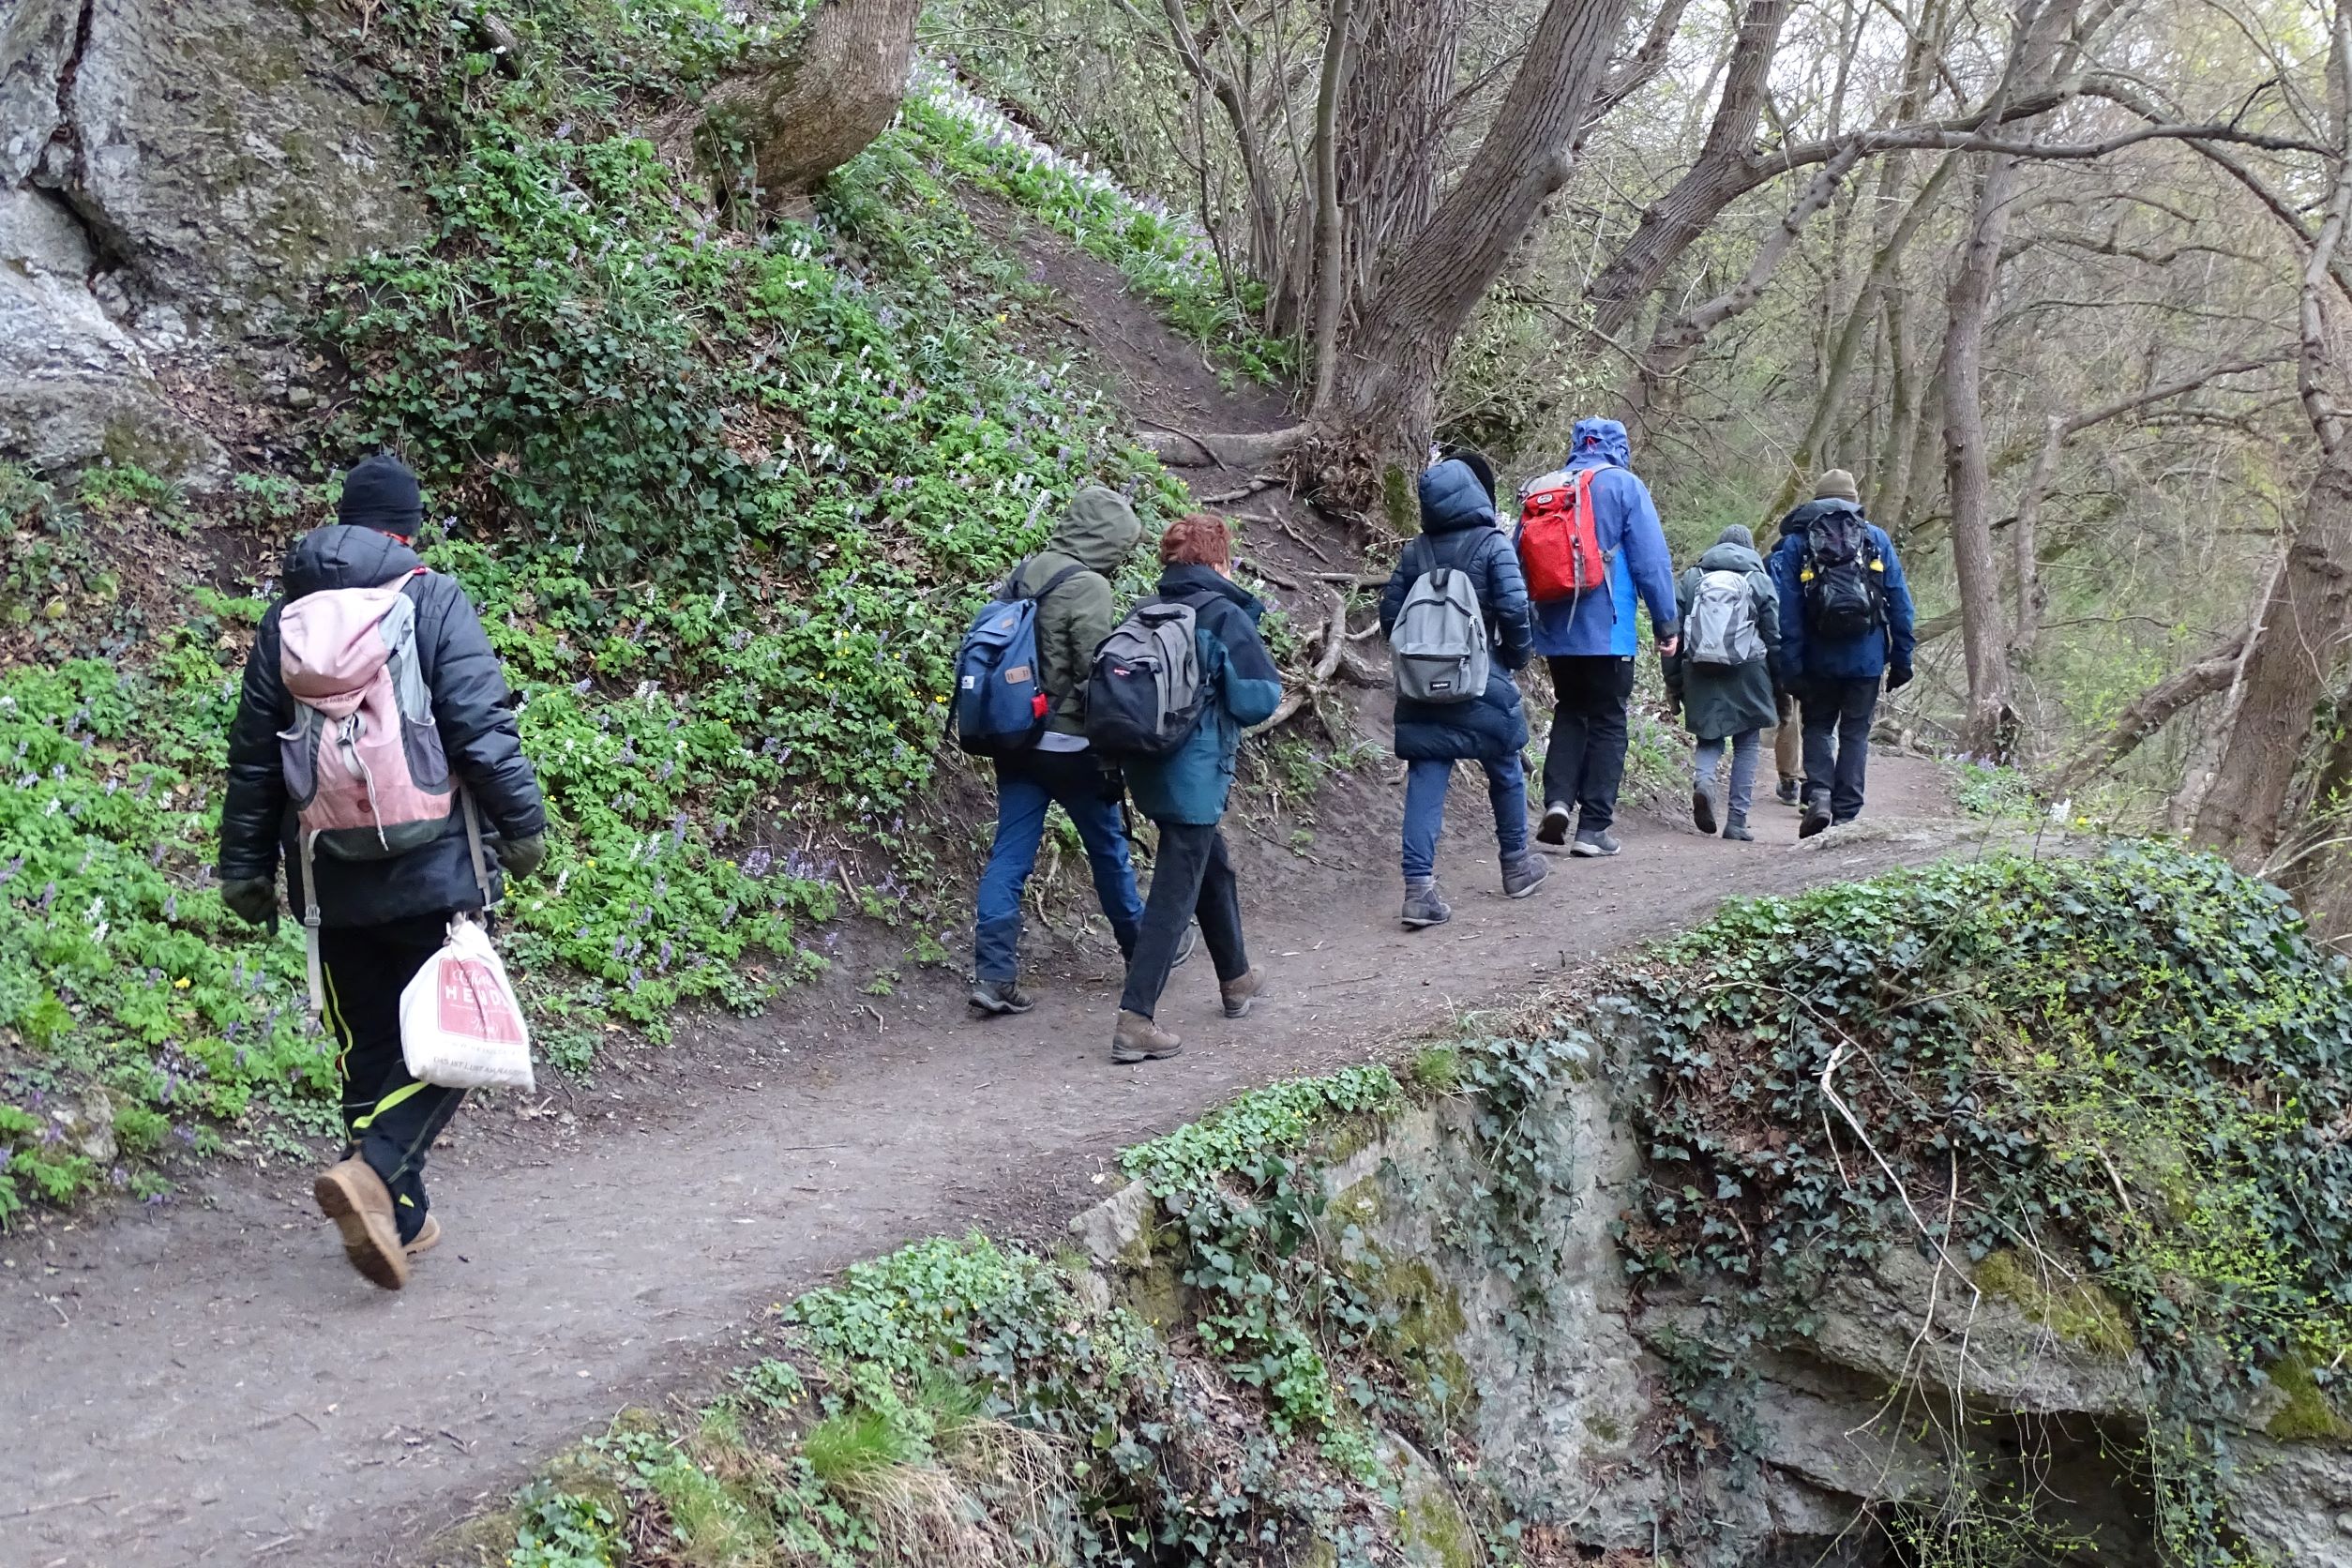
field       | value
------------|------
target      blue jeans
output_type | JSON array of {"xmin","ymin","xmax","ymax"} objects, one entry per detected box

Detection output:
[
  {"xmin": 973, "ymin": 750, "xmax": 1143, "ymax": 982},
  {"xmin": 1695, "ymin": 729, "xmax": 1761, "ymax": 822},
  {"xmin": 1402, "ymin": 756, "xmax": 1530, "ymax": 882}
]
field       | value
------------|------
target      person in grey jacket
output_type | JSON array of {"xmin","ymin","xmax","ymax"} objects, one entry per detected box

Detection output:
[{"xmin": 1663, "ymin": 525, "xmax": 1782, "ymax": 841}]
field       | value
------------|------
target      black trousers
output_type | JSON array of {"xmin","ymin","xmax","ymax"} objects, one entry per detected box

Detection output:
[
  {"xmin": 1541, "ymin": 656, "xmax": 1636, "ymax": 831},
  {"xmin": 1800, "ymin": 677, "xmax": 1880, "ymax": 822},
  {"xmin": 319, "ymin": 912, "xmax": 468, "ymax": 1244},
  {"xmin": 1119, "ymin": 822, "xmax": 1249, "ymax": 1020}
]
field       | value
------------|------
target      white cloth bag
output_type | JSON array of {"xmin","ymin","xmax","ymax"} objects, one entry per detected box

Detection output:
[{"xmin": 400, "ymin": 913, "xmax": 535, "ymax": 1091}]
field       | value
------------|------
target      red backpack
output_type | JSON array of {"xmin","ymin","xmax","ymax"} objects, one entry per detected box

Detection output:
[{"xmin": 1516, "ymin": 469, "xmax": 1607, "ymax": 603}]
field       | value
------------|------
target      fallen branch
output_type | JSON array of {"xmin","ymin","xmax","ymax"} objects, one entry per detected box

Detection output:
[
  {"xmin": 1236, "ymin": 506, "xmax": 1334, "ymax": 565},
  {"xmin": 1252, "ymin": 585, "xmax": 1349, "ymax": 734},
  {"xmin": 2043, "ymin": 635, "xmax": 2248, "ymax": 793},
  {"xmin": 1236, "ymin": 555, "xmax": 1300, "ymax": 591},
  {"xmin": 1135, "ymin": 422, "xmax": 1316, "ymax": 468},
  {"xmin": 1196, "ymin": 475, "xmax": 1280, "ymax": 505}
]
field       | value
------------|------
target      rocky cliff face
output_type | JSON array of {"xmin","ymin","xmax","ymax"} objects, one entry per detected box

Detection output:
[
  {"xmin": 1, "ymin": 0, "xmax": 425, "ymax": 480},
  {"xmin": 1076, "ymin": 1081, "xmax": 2352, "ymax": 1565}
]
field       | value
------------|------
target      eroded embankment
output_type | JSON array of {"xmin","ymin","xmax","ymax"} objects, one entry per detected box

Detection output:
[{"xmin": 439, "ymin": 843, "xmax": 2352, "ymax": 1568}]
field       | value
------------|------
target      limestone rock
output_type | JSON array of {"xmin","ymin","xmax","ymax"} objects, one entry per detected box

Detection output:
[{"xmin": 2220, "ymin": 1433, "xmax": 2352, "ymax": 1563}]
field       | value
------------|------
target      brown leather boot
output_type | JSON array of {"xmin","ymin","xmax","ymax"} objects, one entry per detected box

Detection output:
[
  {"xmin": 313, "ymin": 1157, "xmax": 410, "ymax": 1290},
  {"xmin": 405, "ymin": 1214, "xmax": 443, "ymax": 1258},
  {"xmin": 1220, "ymin": 967, "xmax": 1268, "ymax": 1019},
  {"xmin": 1110, "ymin": 1010, "xmax": 1184, "ymax": 1064}
]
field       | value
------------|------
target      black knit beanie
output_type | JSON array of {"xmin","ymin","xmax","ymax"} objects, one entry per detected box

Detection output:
[
  {"xmin": 1439, "ymin": 445, "xmax": 1499, "ymax": 506},
  {"xmin": 338, "ymin": 453, "xmax": 424, "ymax": 535}
]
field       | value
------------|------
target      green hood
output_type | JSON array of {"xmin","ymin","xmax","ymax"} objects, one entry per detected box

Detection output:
[{"xmin": 1048, "ymin": 485, "xmax": 1142, "ymax": 573}]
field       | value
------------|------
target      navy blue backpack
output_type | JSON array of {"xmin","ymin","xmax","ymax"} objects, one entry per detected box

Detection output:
[{"xmin": 948, "ymin": 563, "xmax": 1087, "ymax": 757}]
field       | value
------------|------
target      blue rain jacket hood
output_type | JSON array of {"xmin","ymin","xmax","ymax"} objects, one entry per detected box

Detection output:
[
  {"xmin": 1519, "ymin": 417, "xmax": 1679, "ymax": 658},
  {"xmin": 1767, "ymin": 499, "xmax": 1918, "ymax": 681},
  {"xmin": 1375, "ymin": 460, "xmax": 1534, "ymax": 762},
  {"xmin": 1122, "ymin": 565, "xmax": 1284, "ymax": 825}
]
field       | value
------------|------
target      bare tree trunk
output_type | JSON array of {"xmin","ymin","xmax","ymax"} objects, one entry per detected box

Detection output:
[
  {"xmin": 2044, "ymin": 635, "xmax": 2249, "ymax": 793},
  {"xmin": 1334, "ymin": 0, "xmax": 1463, "ymax": 323},
  {"xmin": 1312, "ymin": 0, "xmax": 1633, "ymax": 510},
  {"xmin": 1308, "ymin": 0, "xmax": 1355, "ymax": 407},
  {"xmin": 1585, "ymin": 0, "xmax": 1795, "ymax": 341},
  {"xmin": 691, "ymin": 0, "xmax": 922, "ymax": 214},
  {"xmin": 1940, "ymin": 150, "xmax": 2025, "ymax": 757}
]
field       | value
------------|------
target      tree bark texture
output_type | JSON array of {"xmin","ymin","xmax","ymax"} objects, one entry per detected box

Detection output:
[
  {"xmin": 1939, "ymin": 150, "xmax": 2024, "ymax": 757},
  {"xmin": 1333, "ymin": 0, "xmax": 1462, "ymax": 324},
  {"xmin": 1308, "ymin": 0, "xmax": 1356, "ymax": 407},
  {"xmin": 1314, "ymin": 0, "xmax": 1633, "ymax": 509},
  {"xmin": 695, "ymin": 0, "xmax": 922, "ymax": 212}
]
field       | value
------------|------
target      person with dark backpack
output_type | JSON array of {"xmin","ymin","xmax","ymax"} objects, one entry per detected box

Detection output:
[
  {"xmin": 1664, "ymin": 525, "xmax": 1781, "ymax": 841},
  {"xmin": 1378, "ymin": 456, "xmax": 1545, "ymax": 927},
  {"xmin": 960, "ymin": 485, "xmax": 1158, "ymax": 1016},
  {"xmin": 1768, "ymin": 470, "xmax": 1916, "ymax": 837},
  {"xmin": 1097, "ymin": 514, "xmax": 1282, "ymax": 1064},
  {"xmin": 218, "ymin": 453, "xmax": 547, "ymax": 1290}
]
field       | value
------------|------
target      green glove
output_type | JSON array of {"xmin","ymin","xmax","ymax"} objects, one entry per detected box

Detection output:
[
  {"xmin": 498, "ymin": 833, "xmax": 548, "ymax": 882},
  {"xmin": 220, "ymin": 876, "xmax": 278, "ymax": 927}
]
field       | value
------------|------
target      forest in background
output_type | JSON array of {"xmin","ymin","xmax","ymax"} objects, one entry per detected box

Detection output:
[{"xmin": 906, "ymin": 0, "xmax": 2352, "ymax": 934}]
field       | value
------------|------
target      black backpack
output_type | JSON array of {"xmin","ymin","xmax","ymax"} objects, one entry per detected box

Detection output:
[{"xmin": 1800, "ymin": 508, "xmax": 1887, "ymax": 640}]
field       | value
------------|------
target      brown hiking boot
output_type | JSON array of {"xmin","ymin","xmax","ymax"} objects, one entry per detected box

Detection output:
[
  {"xmin": 1220, "ymin": 967, "xmax": 1268, "ymax": 1019},
  {"xmin": 405, "ymin": 1214, "xmax": 443, "ymax": 1258},
  {"xmin": 1110, "ymin": 1010, "xmax": 1184, "ymax": 1063},
  {"xmin": 313, "ymin": 1157, "xmax": 409, "ymax": 1290}
]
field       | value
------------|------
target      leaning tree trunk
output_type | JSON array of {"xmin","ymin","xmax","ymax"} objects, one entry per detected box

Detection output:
[
  {"xmin": 1313, "ymin": 0, "xmax": 1633, "ymax": 517},
  {"xmin": 692, "ymin": 0, "xmax": 922, "ymax": 214},
  {"xmin": 1333, "ymin": 0, "xmax": 1466, "ymax": 325}
]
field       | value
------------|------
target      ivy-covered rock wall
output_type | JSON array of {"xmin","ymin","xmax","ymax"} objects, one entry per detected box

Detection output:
[{"xmin": 452, "ymin": 843, "xmax": 2352, "ymax": 1567}]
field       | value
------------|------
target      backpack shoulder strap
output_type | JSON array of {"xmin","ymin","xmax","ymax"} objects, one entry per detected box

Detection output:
[{"xmin": 1032, "ymin": 562, "xmax": 1089, "ymax": 602}]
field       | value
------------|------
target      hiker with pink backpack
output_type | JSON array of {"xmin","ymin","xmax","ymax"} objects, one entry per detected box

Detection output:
[{"xmin": 218, "ymin": 454, "xmax": 547, "ymax": 1290}]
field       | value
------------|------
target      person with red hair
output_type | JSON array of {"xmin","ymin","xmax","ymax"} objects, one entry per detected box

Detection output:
[{"xmin": 1108, "ymin": 514, "xmax": 1283, "ymax": 1063}]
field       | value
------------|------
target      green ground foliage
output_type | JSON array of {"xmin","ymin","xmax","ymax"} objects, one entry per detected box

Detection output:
[{"xmin": 0, "ymin": 0, "xmax": 1284, "ymax": 1220}]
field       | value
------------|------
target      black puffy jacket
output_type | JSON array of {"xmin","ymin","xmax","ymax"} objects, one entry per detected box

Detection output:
[
  {"xmin": 1378, "ymin": 460, "xmax": 1534, "ymax": 763},
  {"xmin": 219, "ymin": 526, "xmax": 546, "ymax": 927}
]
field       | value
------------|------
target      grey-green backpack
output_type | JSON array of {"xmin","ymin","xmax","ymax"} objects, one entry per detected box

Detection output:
[
  {"xmin": 1687, "ymin": 568, "xmax": 1766, "ymax": 667},
  {"xmin": 1390, "ymin": 535, "xmax": 1490, "ymax": 705},
  {"xmin": 1086, "ymin": 599, "xmax": 1206, "ymax": 756}
]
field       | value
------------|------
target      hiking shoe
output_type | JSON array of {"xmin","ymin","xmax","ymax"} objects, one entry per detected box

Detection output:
[
  {"xmin": 1722, "ymin": 817, "xmax": 1755, "ymax": 842},
  {"xmin": 1692, "ymin": 780, "xmax": 1721, "ymax": 837},
  {"xmin": 1775, "ymin": 776, "xmax": 1801, "ymax": 807},
  {"xmin": 405, "ymin": 1214, "xmax": 443, "ymax": 1258},
  {"xmin": 969, "ymin": 978, "xmax": 1034, "ymax": 1016},
  {"xmin": 1535, "ymin": 802, "xmax": 1573, "ymax": 846},
  {"xmin": 1220, "ymin": 968, "xmax": 1268, "ymax": 1019},
  {"xmin": 1501, "ymin": 855, "xmax": 1549, "ymax": 899},
  {"xmin": 1571, "ymin": 828, "xmax": 1621, "ymax": 858},
  {"xmin": 1800, "ymin": 798, "xmax": 1833, "ymax": 838},
  {"xmin": 314, "ymin": 1157, "xmax": 409, "ymax": 1291},
  {"xmin": 1401, "ymin": 879, "xmax": 1453, "ymax": 928},
  {"xmin": 1110, "ymin": 1010, "xmax": 1184, "ymax": 1063}
]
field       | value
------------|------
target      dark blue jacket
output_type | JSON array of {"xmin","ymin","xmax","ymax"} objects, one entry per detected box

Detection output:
[
  {"xmin": 1768, "ymin": 501, "xmax": 1918, "ymax": 682},
  {"xmin": 1124, "ymin": 565, "xmax": 1283, "ymax": 826},
  {"xmin": 1519, "ymin": 417, "xmax": 1679, "ymax": 658},
  {"xmin": 1380, "ymin": 460, "xmax": 1533, "ymax": 762}
]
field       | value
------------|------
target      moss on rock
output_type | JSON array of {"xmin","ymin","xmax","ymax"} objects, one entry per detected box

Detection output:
[
  {"xmin": 1972, "ymin": 1249, "xmax": 2136, "ymax": 1359},
  {"xmin": 2263, "ymin": 1352, "xmax": 2352, "ymax": 1442}
]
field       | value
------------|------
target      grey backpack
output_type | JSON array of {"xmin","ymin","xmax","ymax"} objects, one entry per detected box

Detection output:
[
  {"xmin": 1086, "ymin": 600, "xmax": 1206, "ymax": 756},
  {"xmin": 1390, "ymin": 535, "xmax": 1490, "ymax": 705},
  {"xmin": 1687, "ymin": 568, "xmax": 1766, "ymax": 667}
]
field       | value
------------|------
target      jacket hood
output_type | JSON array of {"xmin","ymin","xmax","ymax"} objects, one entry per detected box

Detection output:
[
  {"xmin": 284, "ymin": 524, "xmax": 424, "ymax": 597},
  {"xmin": 1160, "ymin": 563, "xmax": 1263, "ymax": 621},
  {"xmin": 1697, "ymin": 540, "xmax": 1766, "ymax": 574},
  {"xmin": 1419, "ymin": 459, "xmax": 1497, "ymax": 535},
  {"xmin": 1777, "ymin": 496, "xmax": 1862, "ymax": 537},
  {"xmin": 1567, "ymin": 416, "xmax": 1632, "ymax": 471},
  {"xmin": 1048, "ymin": 485, "xmax": 1142, "ymax": 573}
]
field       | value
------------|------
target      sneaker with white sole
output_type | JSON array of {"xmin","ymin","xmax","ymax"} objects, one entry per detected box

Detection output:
[
  {"xmin": 1571, "ymin": 827, "xmax": 1621, "ymax": 858},
  {"xmin": 1401, "ymin": 879, "xmax": 1452, "ymax": 928},
  {"xmin": 1501, "ymin": 855, "xmax": 1549, "ymax": 898},
  {"xmin": 1535, "ymin": 802, "xmax": 1574, "ymax": 846}
]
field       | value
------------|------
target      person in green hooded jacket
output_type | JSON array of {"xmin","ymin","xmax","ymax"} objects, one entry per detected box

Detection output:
[{"xmin": 970, "ymin": 486, "xmax": 1169, "ymax": 1014}]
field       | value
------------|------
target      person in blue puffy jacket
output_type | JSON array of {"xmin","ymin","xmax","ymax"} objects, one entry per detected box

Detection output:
[
  {"xmin": 1378, "ymin": 456, "xmax": 1546, "ymax": 928},
  {"xmin": 1518, "ymin": 417, "xmax": 1681, "ymax": 858},
  {"xmin": 1768, "ymin": 470, "xmax": 1917, "ymax": 836}
]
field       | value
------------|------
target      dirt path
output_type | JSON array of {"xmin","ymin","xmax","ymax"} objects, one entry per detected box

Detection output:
[{"xmin": 1, "ymin": 759, "xmax": 1976, "ymax": 1568}]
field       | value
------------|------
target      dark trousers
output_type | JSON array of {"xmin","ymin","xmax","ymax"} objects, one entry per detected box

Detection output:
[
  {"xmin": 1541, "ymin": 656, "xmax": 1636, "ymax": 831},
  {"xmin": 319, "ymin": 912, "xmax": 466, "ymax": 1244},
  {"xmin": 1800, "ymin": 677, "xmax": 1880, "ymax": 822},
  {"xmin": 1119, "ymin": 822, "xmax": 1248, "ymax": 1020},
  {"xmin": 972, "ymin": 749, "xmax": 1143, "ymax": 982}
]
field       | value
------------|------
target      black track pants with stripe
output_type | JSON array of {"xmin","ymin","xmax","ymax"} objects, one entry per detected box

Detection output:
[{"xmin": 319, "ymin": 912, "xmax": 467, "ymax": 1244}]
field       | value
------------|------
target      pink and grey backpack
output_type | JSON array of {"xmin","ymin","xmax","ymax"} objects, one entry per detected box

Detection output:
[{"xmin": 278, "ymin": 570, "xmax": 492, "ymax": 1009}]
